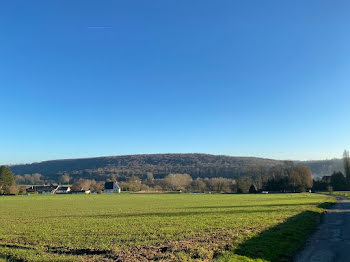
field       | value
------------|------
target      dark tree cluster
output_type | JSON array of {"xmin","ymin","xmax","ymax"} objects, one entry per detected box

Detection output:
[
  {"xmin": 263, "ymin": 165, "xmax": 313, "ymax": 192},
  {"xmin": 313, "ymin": 150, "xmax": 350, "ymax": 192}
]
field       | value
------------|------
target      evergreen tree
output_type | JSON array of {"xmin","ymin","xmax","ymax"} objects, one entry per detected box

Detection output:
[
  {"xmin": 249, "ymin": 184, "xmax": 257, "ymax": 193},
  {"xmin": 0, "ymin": 166, "xmax": 16, "ymax": 194},
  {"xmin": 330, "ymin": 171, "xmax": 347, "ymax": 191}
]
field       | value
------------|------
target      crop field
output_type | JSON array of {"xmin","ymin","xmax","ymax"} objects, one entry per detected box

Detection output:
[{"xmin": 0, "ymin": 193, "xmax": 334, "ymax": 262}]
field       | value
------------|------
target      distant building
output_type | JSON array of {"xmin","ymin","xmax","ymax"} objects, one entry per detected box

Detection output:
[
  {"xmin": 104, "ymin": 181, "xmax": 121, "ymax": 194},
  {"xmin": 26, "ymin": 184, "xmax": 59, "ymax": 194},
  {"xmin": 56, "ymin": 186, "xmax": 71, "ymax": 194},
  {"xmin": 322, "ymin": 176, "xmax": 331, "ymax": 183}
]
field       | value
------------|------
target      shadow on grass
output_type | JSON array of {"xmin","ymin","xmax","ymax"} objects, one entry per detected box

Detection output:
[
  {"xmin": 41, "ymin": 207, "xmax": 312, "ymax": 219},
  {"xmin": 40, "ymin": 203, "xmax": 333, "ymax": 220},
  {"xmin": 220, "ymin": 202, "xmax": 334, "ymax": 262},
  {"xmin": 185, "ymin": 202, "xmax": 324, "ymax": 210}
]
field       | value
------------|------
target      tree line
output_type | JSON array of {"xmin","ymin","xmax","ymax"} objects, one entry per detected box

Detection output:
[
  {"xmin": 3, "ymin": 163, "xmax": 314, "ymax": 194},
  {"xmin": 70, "ymin": 165, "xmax": 313, "ymax": 193}
]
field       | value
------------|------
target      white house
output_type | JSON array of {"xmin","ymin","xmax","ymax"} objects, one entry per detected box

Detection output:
[{"xmin": 104, "ymin": 181, "xmax": 121, "ymax": 194}]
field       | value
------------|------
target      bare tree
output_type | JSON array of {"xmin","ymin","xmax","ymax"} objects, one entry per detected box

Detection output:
[
  {"xmin": 236, "ymin": 177, "xmax": 253, "ymax": 193},
  {"xmin": 71, "ymin": 179, "xmax": 94, "ymax": 191},
  {"xmin": 343, "ymin": 150, "xmax": 350, "ymax": 186},
  {"xmin": 164, "ymin": 174, "xmax": 192, "ymax": 191},
  {"xmin": 208, "ymin": 177, "xmax": 232, "ymax": 193},
  {"xmin": 191, "ymin": 178, "xmax": 207, "ymax": 192},
  {"xmin": 127, "ymin": 176, "xmax": 142, "ymax": 191},
  {"xmin": 91, "ymin": 181, "xmax": 104, "ymax": 193},
  {"xmin": 146, "ymin": 172, "xmax": 154, "ymax": 182},
  {"xmin": 8, "ymin": 185, "xmax": 19, "ymax": 195},
  {"xmin": 32, "ymin": 173, "xmax": 42, "ymax": 184},
  {"xmin": 24, "ymin": 174, "xmax": 34, "ymax": 185},
  {"xmin": 60, "ymin": 174, "xmax": 71, "ymax": 184},
  {"xmin": 289, "ymin": 166, "xmax": 313, "ymax": 192},
  {"xmin": 109, "ymin": 174, "xmax": 119, "ymax": 182},
  {"xmin": 15, "ymin": 175, "xmax": 25, "ymax": 184}
]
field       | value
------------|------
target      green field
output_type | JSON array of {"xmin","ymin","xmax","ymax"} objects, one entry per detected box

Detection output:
[
  {"xmin": 329, "ymin": 191, "xmax": 350, "ymax": 198},
  {"xmin": 0, "ymin": 193, "xmax": 334, "ymax": 262}
]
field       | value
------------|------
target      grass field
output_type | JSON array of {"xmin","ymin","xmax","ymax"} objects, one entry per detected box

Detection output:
[
  {"xmin": 0, "ymin": 193, "xmax": 334, "ymax": 262},
  {"xmin": 329, "ymin": 191, "xmax": 350, "ymax": 198}
]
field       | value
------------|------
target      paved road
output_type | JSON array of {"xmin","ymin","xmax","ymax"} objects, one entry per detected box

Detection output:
[{"xmin": 295, "ymin": 199, "xmax": 350, "ymax": 262}]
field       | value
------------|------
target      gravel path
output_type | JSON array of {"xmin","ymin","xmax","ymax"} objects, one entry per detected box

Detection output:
[{"xmin": 295, "ymin": 199, "xmax": 350, "ymax": 262}]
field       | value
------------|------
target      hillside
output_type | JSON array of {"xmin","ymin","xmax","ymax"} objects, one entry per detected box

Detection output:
[
  {"xmin": 297, "ymin": 159, "xmax": 344, "ymax": 178},
  {"xmin": 9, "ymin": 154, "xmax": 285, "ymax": 182},
  {"xmin": 8, "ymin": 154, "xmax": 343, "ymax": 182}
]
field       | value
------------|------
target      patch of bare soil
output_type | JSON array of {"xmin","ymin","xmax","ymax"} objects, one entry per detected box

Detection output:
[
  {"xmin": 1, "ymin": 229, "xmax": 252, "ymax": 261},
  {"xmin": 108, "ymin": 228, "xmax": 252, "ymax": 262}
]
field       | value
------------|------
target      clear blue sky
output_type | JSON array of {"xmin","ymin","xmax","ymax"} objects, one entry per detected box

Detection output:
[{"xmin": 1, "ymin": 1, "xmax": 350, "ymax": 164}]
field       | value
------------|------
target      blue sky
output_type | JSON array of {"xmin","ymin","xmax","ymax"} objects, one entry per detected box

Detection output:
[{"xmin": 1, "ymin": 1, "xmax": 350, "ymax": 164}]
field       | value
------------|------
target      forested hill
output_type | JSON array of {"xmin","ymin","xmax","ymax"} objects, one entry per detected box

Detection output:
[
  {"xmin": 9, "ymin": 154, "xmax": 284, "ymax": 181},
  {"xmin": 297, "ymin": 159, "xmax": 344, "ymax": 178},
  {"xmin": 8, "ymin": 154, "xmax": 343, "ymax": 182}
]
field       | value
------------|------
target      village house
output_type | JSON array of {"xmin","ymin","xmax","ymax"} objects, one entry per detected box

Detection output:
[
  {"xmin": 56, "ymin": 186, "xmax": 71, "ymax": 194},
  {"xmin": 322, "ymin": 176, "xmax": 332, "ymax": 183},
  {"xmin": 104, "ymin": 181, "xmax": 121, "ymax": 194},
  {"xmin": 26, "ymin": 184, "xmax": 59, "ymax": 194}
]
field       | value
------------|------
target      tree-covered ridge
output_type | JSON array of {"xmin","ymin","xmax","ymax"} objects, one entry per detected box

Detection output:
[
  {"xmin": 8, "ymin": 153, "xmax": 345, "ymax": 183},
  {"xmin": 9, "ymin": 154, "xmax": 284, "ymax": 181},
  {"xmin": 295, "ymin": 159, "xmax": 344, "ymax": 178}
]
